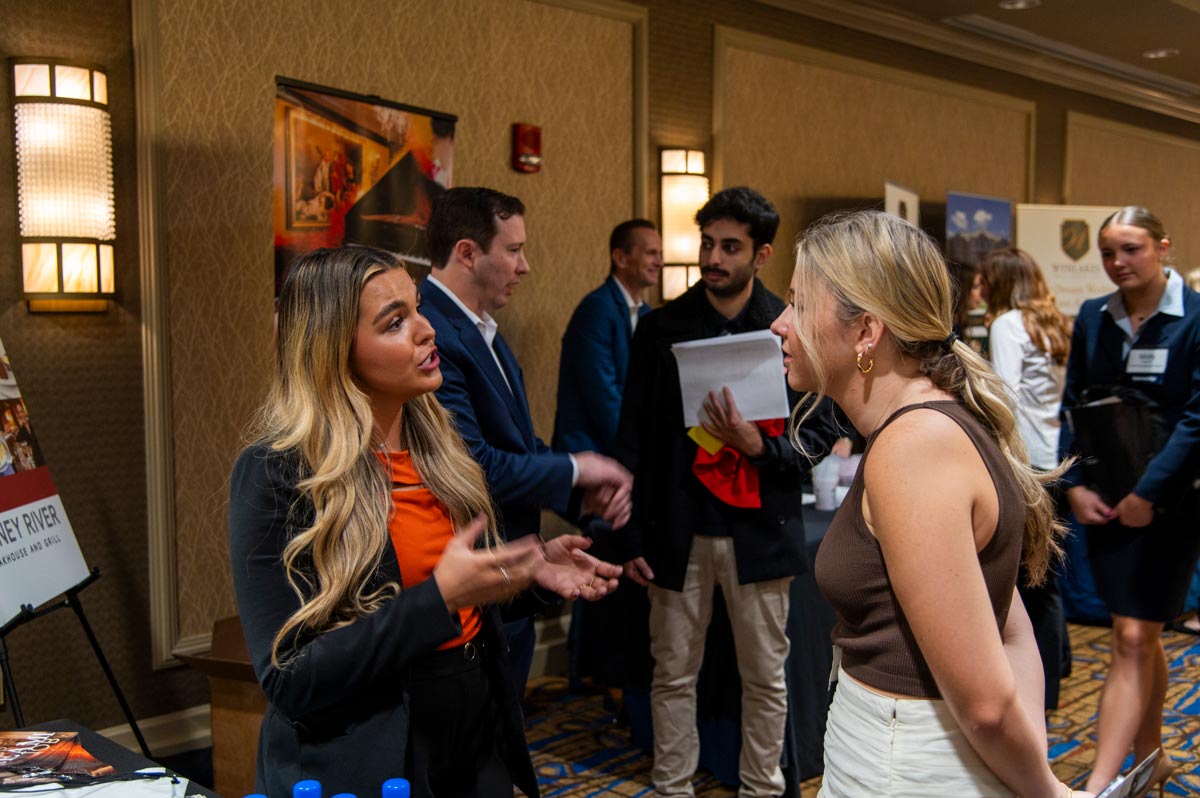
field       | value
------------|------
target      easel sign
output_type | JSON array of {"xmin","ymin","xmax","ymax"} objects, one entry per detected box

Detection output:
[{"xmin": 0, "ymin": 336, "xmax": 89, "ymax": 627}]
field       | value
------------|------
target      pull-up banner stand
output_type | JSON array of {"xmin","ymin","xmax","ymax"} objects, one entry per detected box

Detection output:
[{"xmin": 0, "ymin": 337, "xmax": 149, "ymax": 757}]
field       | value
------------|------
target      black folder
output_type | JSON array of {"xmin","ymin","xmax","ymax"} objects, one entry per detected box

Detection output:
[{"xmin": 1066, "ymin": 385, "xmax": 1166, "ymax": 507}]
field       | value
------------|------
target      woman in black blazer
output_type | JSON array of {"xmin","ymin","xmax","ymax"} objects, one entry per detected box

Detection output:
[
  {"xmin": 228, "ymin": 245, "xmax": 619, "ymax": 798},
  {"xmin": 1058, "ymin": 207, "xmax": 1200, "ymax": 795}
]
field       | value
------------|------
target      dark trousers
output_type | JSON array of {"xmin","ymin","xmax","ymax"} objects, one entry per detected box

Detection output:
[
  {"xmin": 1017, "ymin": 568, "xmax": 1069, "ymax": 710},
  {"xmin": 406, "ymin": 640, "xmax": 513, "ymax": 798},
  {"xmin": 503, "ymin": 616, "xmax": 536, "ymax": 702}
]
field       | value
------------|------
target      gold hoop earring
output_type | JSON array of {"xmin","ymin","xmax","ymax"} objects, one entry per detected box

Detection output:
[{"xmin": 856, "ymin": 348, "xmax": 874, "ymax": 375}]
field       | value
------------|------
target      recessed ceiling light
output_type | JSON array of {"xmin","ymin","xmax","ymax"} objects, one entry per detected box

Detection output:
[
  {"xmin": 998, "ymin": 0, "xmax": 1040, "ymax": 9},
  {"xmin": 1142, "ymin": 48, "xmax": 1181, "ymax": 59}
]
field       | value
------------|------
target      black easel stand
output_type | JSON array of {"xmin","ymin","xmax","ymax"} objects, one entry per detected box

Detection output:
[{"xmin": 0, "ymin": 567, "xmax": 152, "ymax": 758}]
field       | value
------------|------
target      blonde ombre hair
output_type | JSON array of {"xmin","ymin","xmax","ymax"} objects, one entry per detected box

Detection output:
[
  {"xmin": 789, "ymin": 211, "xmax": 1065, "ymax": 583},
  {"xmin": 255, "ymin": 245, "xmax": 497, "ymax": 667}
]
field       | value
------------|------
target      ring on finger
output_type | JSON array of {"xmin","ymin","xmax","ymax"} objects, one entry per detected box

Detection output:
[{"xmin": 497, "ymin": 563, "xmax": 511, "ymax": 588}]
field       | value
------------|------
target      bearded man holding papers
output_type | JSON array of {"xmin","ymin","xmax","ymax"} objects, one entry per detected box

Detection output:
[{"xmin": 613, "ymin": 187, "xmax": 839, "ymax": 798}]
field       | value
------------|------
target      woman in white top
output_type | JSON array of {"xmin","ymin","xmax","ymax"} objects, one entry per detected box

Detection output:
[
  {"xmin": 980, "ymin": 249, "xmax": 1072, "ymax": 470},
  {"xmin": 979, "ymin": 248, "xmax": 1075, "ymax": 714}
]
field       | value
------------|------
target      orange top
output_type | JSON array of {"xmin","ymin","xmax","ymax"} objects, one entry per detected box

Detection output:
[{"xmin": 377, "ymin": 450, "xmax": 480, "ymax": 649}]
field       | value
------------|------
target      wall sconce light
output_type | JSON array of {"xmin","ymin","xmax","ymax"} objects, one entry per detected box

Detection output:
[
  {"xmin": 11, "ymin": 58, "xmax": 115, "ymax": 312},
  {"xmin": 659, "ymin": 148, "xmax": 709, "ymax": 301}
]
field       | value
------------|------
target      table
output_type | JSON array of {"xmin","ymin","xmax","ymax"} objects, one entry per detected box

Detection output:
[{"xmin": 23, "ymin": 719, "xmax": 219, "ymax": 796}]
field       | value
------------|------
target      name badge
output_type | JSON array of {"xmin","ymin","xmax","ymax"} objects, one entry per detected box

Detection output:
[{"xmin": 1126, "ymin": 348, "xmax": 1168, "ymax": 375}]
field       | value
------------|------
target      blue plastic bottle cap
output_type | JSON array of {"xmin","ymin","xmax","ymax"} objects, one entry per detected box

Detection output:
[
  {"xmin": 293, "ymin": 779, "xmax": 322, "ymax": 798},
  {"xmin": 381, "ymin": 778, "xmax": 411, "ymax": 798},
  {"xmin": 242, "ymin": 794, "xmax": 269, "ymax": 798},
  {"xmin": 330, "ymin": 794, "xmax": 357, "ymax": 798}
]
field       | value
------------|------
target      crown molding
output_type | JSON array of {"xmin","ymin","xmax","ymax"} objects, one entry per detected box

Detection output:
[{"xmin": 759, "ymin": 0, "xmax": 1200, "ymax": 125}]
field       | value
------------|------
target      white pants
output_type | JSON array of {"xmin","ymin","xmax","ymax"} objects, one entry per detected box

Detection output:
[
  {"xmin": 648, "ymin": 535, "xmax": 791, "ymax": 798},
  {"xmin": 819, "ymin": 669, "xmax": 1013, "ymax": 798}
]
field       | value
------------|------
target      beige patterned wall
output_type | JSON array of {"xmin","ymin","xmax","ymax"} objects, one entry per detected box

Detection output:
[
  {"xmin": 716, "ymin": 33, "xmax": 1032, "ymax": 297},
  {"xmin": 155, "ymin": 0, "xmax": 635, "ymax": 637},
  {"xmin": 0, "ymin": 0, "xmax": 208, "ymax": 729},
  {"xmin": 1065, "ymin": 113, "xmax": 1200, "ymax": 272}
]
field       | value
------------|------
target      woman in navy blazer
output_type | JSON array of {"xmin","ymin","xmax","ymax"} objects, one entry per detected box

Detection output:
[
  {"xmin": 1058, "ymin": 207, "xmax": 1200, "ymax": 794},
  {"xmin": 228, "ymin": 245, "xmax": 617, "ymax": 798}
]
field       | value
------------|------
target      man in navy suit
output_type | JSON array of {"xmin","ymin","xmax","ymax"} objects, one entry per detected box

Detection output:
[
  {"xmin": 553, "ymin": 219, "xmax": 661, "ymax": 701},
  {"xmin": 420, "ymin": 187, "xmax": 632, "ymax": 700},
  {"xmin": 554, "ymin": 219, "xmax": 662, "ymax": 454}
]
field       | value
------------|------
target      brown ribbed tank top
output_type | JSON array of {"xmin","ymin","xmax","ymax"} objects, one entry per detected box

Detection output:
[{"xmin": 813, "ymin": 401, "xmax": 1024, "ymax": 698}]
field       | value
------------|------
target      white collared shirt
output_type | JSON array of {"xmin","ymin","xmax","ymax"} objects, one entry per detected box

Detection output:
[
  {"xmin": 612, "ymin": 276, "xmax": 644, "ymax": 333},
  {"xmin": 425, "ymin": 273, "xmax": 513, "ymax": 395},
  {"xmin": 1101, "ymin": 268, "xmax": 1185, "ymax": 357},
  {"xmin": 988, "ymin": 309, "xmax": 1065, "ymax": 469}
]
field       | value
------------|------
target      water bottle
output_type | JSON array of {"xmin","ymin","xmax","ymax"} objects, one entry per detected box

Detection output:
[
  {"xmin": 812, "ymin": 454, "xmax": 841, "ymax": 511},
  {"xmin": 293, "ymin": 780, "xmax": 322, "ymax": 798},
  {"xmin": 381, "ymin": 778, "xmax": 411, "ymax": 798}
]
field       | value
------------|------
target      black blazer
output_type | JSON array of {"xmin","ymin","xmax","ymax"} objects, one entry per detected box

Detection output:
[
  {"xmin": 613, "ymin": 279, "xmax": 841, "ymax": 591},
  {"xmin": 1059, "ymin": 274, "xmax": 1200, "ymax": 505},
  {"xmin": 228, "ymin": 444, "xmax": 538, "ymax": 798}
]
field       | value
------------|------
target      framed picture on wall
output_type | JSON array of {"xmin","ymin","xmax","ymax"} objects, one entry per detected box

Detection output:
[
  {"xmin": 284, "ymin": 108, "xmax": 369, "ymax": 230},
  {"xmin": 274, "ymin": 77, "xmax": 457, "ymax": 297}
]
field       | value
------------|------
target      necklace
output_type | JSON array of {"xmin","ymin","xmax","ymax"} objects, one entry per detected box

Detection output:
[{"xmin": 375, "ymin": 439, "xmax": 392, "ymax": 476}]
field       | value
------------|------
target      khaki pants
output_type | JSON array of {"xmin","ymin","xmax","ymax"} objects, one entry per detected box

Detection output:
[{"xmin": 647, "ymin": 535, "xmax": 792, "ymax": 798}]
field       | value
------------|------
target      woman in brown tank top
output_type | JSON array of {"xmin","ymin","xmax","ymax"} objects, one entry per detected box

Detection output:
[{"xmin": 769, "ymin": 211, "xmax": 1090, "ymax": 798}]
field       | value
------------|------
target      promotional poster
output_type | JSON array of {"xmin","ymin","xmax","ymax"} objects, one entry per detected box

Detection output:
[
  {"xmin": 273, "ymin": 78, "xmax": 457, "ymax": 296},
  {"xmin": 0, "ymin": 337, "xmax": 90, "ymax": 628}
]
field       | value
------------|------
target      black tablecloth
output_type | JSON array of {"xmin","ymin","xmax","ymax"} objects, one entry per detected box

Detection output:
[
  {"xmin": 786, "ymin": 508, "xmax": 838, "ymax": 781},
  {"xmin": 22, "ymin": 719, "xmax": 219, "ymax": 797}
]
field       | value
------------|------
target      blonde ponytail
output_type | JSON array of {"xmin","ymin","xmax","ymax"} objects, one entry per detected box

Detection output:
[{"xmin": 788, "ymin": 211, "xmax": 1065, "ymax": 584}]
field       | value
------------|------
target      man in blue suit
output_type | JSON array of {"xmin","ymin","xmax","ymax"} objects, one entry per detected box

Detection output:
[
  {"xmin": 553, "ymin": 219, "xmax": 661, "ymax": 702},
  {"xmin": 554, "ymin": 219, "xmax": 662, "ymax": 454},
  {"xmin": 420, "ymin": 187, "xmax": 632, "ymax": 700}
]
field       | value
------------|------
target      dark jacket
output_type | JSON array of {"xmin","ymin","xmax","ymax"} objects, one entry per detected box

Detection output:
[
  {"xmin": 1059, "ymin": 273, "xmax": 1200, "ymax": 505},
  {"xmin": 553, "ymin": 276, "xmax": 650, "ymax": 455},
  {"xmin": 613, "ymin": 279, "xmax": 841, "ymax": 591},
  {"xmin": 228, "ymin": 445, "xmax": 539, "ymax": 798},
  {"xmin": 419, "ymin": 278, "xmax": 573, "ymax": 540}
]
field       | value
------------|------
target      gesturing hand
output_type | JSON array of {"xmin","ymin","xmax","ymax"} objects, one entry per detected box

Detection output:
[
  {"xmin": 432, "ymin": 516, "xmax": 543, "ymax": 613},
  {"xmin": 701, "ymin": 387, "xmax": 766, "ymax": 457},
  {"xmin": 575, "ymin": 452, "xmax": 633, "ymax": 529},
  {"xmin": 582, "ymin": 483, "xmax": 632, "ymax": 529},
  {"xmin": 536, "ymin": 534, "xmax": 622, "ymax": 601}
]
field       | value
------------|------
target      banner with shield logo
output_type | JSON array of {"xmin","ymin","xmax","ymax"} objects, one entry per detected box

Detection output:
[{"xmin": 1015, "ymin": 204, "xmax": 1120, "ymax": 315}]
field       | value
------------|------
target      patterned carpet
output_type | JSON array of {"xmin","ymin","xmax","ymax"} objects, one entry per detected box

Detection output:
[{"xmin": 523, "ymin": 624, "xmax": 1200, "ymax": 797}]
